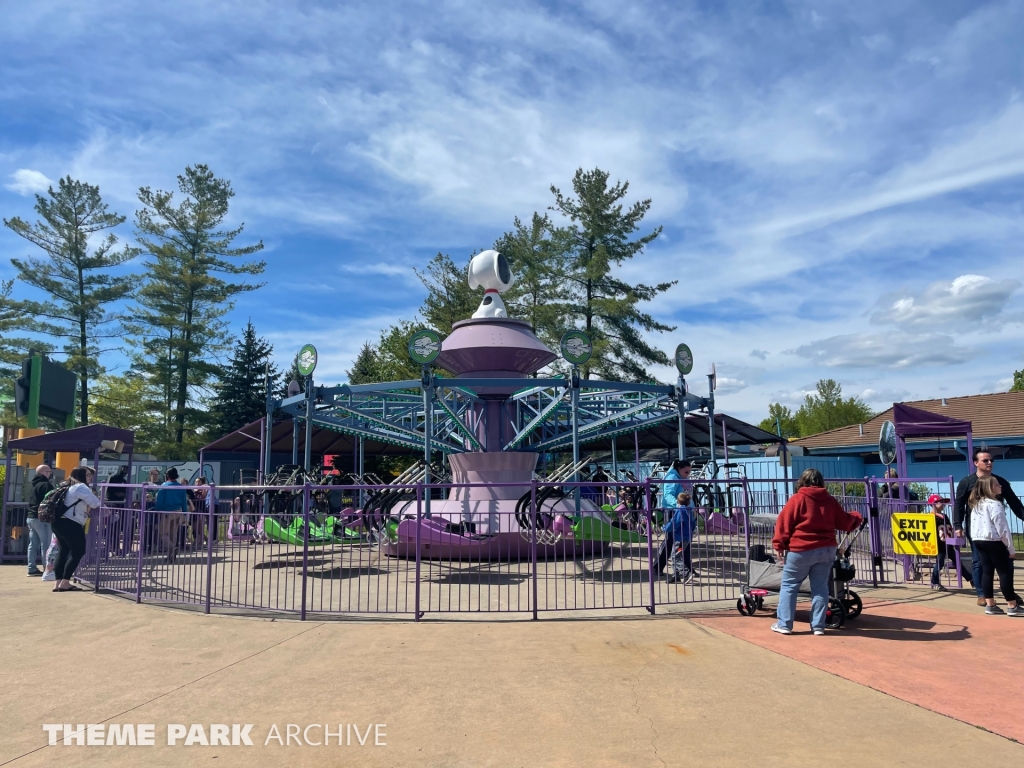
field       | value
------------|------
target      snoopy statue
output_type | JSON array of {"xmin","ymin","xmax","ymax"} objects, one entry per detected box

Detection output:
[{"xmin": 467, "ymin": 249, "xmax": 515, "ymax": 319}]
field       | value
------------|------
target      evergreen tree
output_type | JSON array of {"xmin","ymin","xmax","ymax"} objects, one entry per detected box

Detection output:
[
  {"xmin": 4, "ymin": 177, "xmax": 140, "ymax": 423},
  {"xmin": 280, "ymin": 352, "xmax": 308, "ymax": 396},
  {"xmin": 374, "ymin": 321, "xmax": 427, "ymax": 381},
  {"xmin": 549, "ymin": 168, "xmax": 676, "ymax": 382},
  {"xmin": 0, "ymin": 279, "xmax": 50, "ymax": 426},
  {"xmin": 132, "ymin": 164, "xmax": 265, "ymax": 447},
  {"xmin": 759, "ymin": 403, "xmax": 801, "ymax": 438},
  {"xmin": 416, "ymin": 253, "xmax": 478, "ymax": 333},
  {"xmin": 795, "ymin": 379, "xmax": 873, "ymax": 436},
  {"xmin": 347, "ymin": 342, "xmax": 381, "ymax": 384},
  {"xmin": 494, "ymin": 213, "xmax": 568, "ymax": 348},
  {"xmin": 210, "ymin": 320, "xmax": 278, "ymax": 436}
]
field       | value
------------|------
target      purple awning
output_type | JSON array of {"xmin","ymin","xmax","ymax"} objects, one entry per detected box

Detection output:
[
  {"xmin": 8, "ymin": 424, "xmax": 135, "ymax": 453},
  {"xmin": 892, "ymin": 402, "xmax": 971, "ymax": 439}
]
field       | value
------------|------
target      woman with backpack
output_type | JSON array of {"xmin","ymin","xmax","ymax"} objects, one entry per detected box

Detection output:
[{"xmin": 49, "ymin": 467, "xmax": 101, "ymax": 593}]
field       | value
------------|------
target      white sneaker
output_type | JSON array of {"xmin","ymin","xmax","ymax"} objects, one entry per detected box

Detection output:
[
  {"xmin": 813, "ymin": 629, "xmax": 825, "ymax": 636},
  {"xmin": 42, "ymin": 571, "xmax": 56, "ymax": 582},
  {"xmin": 770, "ymin": 622, "xmax": 792, "ymax": 635}
]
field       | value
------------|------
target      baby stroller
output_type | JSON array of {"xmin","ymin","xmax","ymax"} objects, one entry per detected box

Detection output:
[{"xmin": 736, "ymin": 521, "xmax": 868, "ymax": 629}]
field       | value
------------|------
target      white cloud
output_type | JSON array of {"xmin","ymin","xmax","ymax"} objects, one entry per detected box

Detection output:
[
  {"xmin": 749, "ymin": 349, "xmax": 769, "ymax": 360},
  {"xmin": 790, "ymin": 332, "xmax": 981, "ymax": 368},
  {"xmin": 5, "ymin": 168, "xmax": 51, "ymax": 195},
  {"xmin": 870, "ymin": 274, "xmax": 1022, "ymax": 329}
]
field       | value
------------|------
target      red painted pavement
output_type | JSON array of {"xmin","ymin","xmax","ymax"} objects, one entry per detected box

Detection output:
[{"xmin": 692, "ymin": 600, "xmax": 1024, "ymax": 743}]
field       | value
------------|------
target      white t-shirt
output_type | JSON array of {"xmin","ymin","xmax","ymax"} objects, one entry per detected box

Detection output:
[{"xmin": 63, "ymin": 483, "xmax": 101, "ymax": 526}]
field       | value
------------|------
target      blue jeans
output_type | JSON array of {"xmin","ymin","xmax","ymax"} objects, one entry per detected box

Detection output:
[
  {"xmin": 26, "ymin": 518, "xmax": 51, "ymax": 572},
  {"xmin": 969, "ymin": 539, "xmax": 984, "ymax": 598},
  {"xmin": 776, "ymin": 546, "xmax": 836, "ymax": 631}
]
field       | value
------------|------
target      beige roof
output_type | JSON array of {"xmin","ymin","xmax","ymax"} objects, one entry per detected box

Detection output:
[{"xmin": 792, "ymin": 391, "xmax": 1024, "ymax": 450}]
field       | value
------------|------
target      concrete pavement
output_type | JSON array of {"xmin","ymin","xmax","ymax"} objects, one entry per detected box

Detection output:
[{"xmin": 1, "ymin": 566, "xmax": 1021, "ymax": 767}]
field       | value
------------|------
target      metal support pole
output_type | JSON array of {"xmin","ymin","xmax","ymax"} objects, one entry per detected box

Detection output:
[
  {"xmin": 867, "ymin": 477, "xmax": 881, "ymax": 586},
  {"xmin": 634, "ymin": 429, "xmax": 640, "ymax": 480},
  {"xmin": 531, "ymin": 479, "xmax": 538, "ymax": 621},
  {"xmin": 204, "ymin": 484, "xmax": 215, "ymax": 614},
  {"xmin": 358, "ymin": 436, "xmax": 365, "ymax": 509},
  {"xmin": 611, "ymin": 435, "xmax": 618, "ymax": 503},
  {"xmin": 292, "ymin": 417, "xmax": 299, "ymax": 465},
  {"xmin": 571, "ymin": 366, "xmax": 581, "ymax": 512},
  {"xmin": 422, "ymin": 365, "xmax": 432, "ymax": 519},
  {"xmin": 706, "ymin": 375, "xmax": 718, "ymax": 479},
  {"xmin": 415, "ymin": 482, "xmax": 422, "ymax": 621},
  {"xmin": 300, "ymin": 483, "xmax": 310, "ymax": 620},
  {"xmin": 644, "ymin": 477, "xmax": 656, "ymax": 614},
  {"xmin": 677, "ymin": 377, "xmax": 686, "ymax": 462},
  {"xmin": 135, "ymin": 490, "xmax": 147, "ymax": 604},
  {"xmin": 721, "ymin": 416, "xmax": 729, "ymax": 464},
  {"xmin": 0, "ymin": 451, "xmax": 11, "ymax": 562},
  {"xmin": 303, "ymin": 379, "xmax": 314, "ymax": 473}
]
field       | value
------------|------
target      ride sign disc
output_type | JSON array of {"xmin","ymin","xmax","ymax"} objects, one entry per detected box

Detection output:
[
  {"xmin": 560, "ymin": 330, "xmax": 592, "ymax": 366},
  {"xmin": 408, "ymin": 329, "xmax": 441, "ymax": 365},
  {"xmin": 297, "ymin": 344, "xmax": 318, "ymax": 376},
  {"xmin": 879, "ymin": 420, "xmax": 897, "ymax": 466},
  {"xmin": 674, "ymin": 343, "xmax": 693, "ymax": 376}
]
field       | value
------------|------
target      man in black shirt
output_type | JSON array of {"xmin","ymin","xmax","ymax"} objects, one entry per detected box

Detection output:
[{"xmin": 953, "ymin": 449, "xmax": 1024, "ymax": 603}]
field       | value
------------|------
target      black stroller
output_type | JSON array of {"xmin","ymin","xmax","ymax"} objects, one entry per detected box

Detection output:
[{"xmin": 736, "ymin": 521, "xmax": 868, "ymax": 629}]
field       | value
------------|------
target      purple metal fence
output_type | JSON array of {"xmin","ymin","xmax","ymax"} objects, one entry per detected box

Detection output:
[{"xmin": 66, "ymin": 477, "xmax": 968, "ymax": 619}]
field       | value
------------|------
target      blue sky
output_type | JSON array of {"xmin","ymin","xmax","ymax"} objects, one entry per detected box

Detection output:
[{"xmin": 2, "ymin": 0, "xmax": 1023, "ymax": 424}]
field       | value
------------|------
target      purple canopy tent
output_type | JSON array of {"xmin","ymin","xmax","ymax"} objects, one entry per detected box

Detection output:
[
  {"xmin": 892, "ymin": 402, "xmax": 973, "ymax": 482},
  {"xmin": 1, "ymin": 424, "xmax": 135, "ymax": 562}
]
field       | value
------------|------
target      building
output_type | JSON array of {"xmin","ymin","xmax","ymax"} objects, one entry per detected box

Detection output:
[{"xmin": 790, "ymin": 391, "xmax": 1024, "ymax": 492}]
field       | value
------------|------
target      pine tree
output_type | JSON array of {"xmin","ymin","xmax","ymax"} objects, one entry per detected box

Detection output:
[
  {"xmin": 0, "ymin": 279, "xmax": 50, "ymax": 426},
  {"xmin": 210, "ymin": 320, "xmax": 279, "ymax": 436},
  {"xmin": 132, "ymin": 165, "xmax": 265, "ymax": 447},
  {"xmin": 549, "ymin": 168, "xmax": 676, "ymax": 382},
  {"xmin": 494, "ymin": 213, "xmax": 568, "ymax": 348},
  {"xmin": 280, "ymin": 353, "xmax": 308, "ymax": 396},
  {"xmin": 347, "ymin": 342, "xmax": 380, "ymax": 384},
  {"xmin": 4, "ymin": 177, "xmax": 140, "ymax": 423},
  {"xmin": 416, "ymin": 253, "xmax": 479, "ymax": 333}
]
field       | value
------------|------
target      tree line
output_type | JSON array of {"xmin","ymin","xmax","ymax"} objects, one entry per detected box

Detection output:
[
  {"xmin": 1, "ymin": 166, "xmax": 281, "ymax": 459},
  {"xmin": 346, "ymin": 167, "xmax": 676, "ymax": 385},
  {"xmin": 758, "ymin": 379, "xmax": 873, "ymax": 439}
]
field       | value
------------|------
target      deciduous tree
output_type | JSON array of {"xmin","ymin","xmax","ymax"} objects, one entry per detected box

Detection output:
[
  {"xmin": 794, "ymin": 379, "xmax": 873, "ymax": 436},
  {"xmin": 759, "ymin": 403, "xmax": 801, "ymax": 438}
]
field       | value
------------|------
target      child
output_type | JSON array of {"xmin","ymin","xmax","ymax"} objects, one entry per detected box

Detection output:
[
  {"xmin": 664, "ymin": 492, "xmax": 696, "ymax": 584},
  {"xmin": 928, "ymin": 494, "xmax": 972, "ymax": 591}
]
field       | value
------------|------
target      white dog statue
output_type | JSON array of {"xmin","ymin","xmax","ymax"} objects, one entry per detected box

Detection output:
[{"xmin": 468, "ymin": 250, "xmax": 515, "ymax": 319}]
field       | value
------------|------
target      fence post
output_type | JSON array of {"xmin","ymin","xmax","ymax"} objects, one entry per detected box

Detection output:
[
  {"xmin": 204, "ymin": 484, "xmax": 216, "ymax": 614},
  {"xmin": 300, "ymin": 483, "xmax": 310, "ymax": 621},
  {"xmin": 741, "ymin": 478, "xmax": 751, "ymax": 589},
  {"xmin": 415, "ymin": 482, "xmax": 422, "ymax": 621},
  {"xmin": 866, "ymin": 477, "xmax": 880, "ymax": 587},
  {"xmin": 135, "ymin": 491, "xmax": 147, "ymax": 604},
  {"xmin": 93, "ymin": 504, "xmax": 103, "ymax": 592},
  {"xmin": 645, "ymin": 477, "xmax": 656, "ymax": 615},
  {"xmin": 530, "ymin": 479, "xmax": 538, "ymax": 621}
]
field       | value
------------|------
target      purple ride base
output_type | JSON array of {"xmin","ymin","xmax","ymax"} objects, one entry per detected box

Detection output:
[{"xmin": 385, "ymin": 453, "xmax": 611, "ymax": 561}]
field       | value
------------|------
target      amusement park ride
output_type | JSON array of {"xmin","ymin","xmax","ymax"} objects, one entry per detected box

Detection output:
[{"xmin": 259, "ymin": 250, "xmax": 723, "ymax": 559}]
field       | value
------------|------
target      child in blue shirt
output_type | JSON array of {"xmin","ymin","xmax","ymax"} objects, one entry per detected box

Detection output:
[{"xmin": 664, "ymin": 491, "xmax": 696, "ymax": 583}]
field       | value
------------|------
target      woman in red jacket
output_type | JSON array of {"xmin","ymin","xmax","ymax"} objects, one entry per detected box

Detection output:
[{"xmin": 771, "ymin": 469, "xmax": 863, "ymax": 635}]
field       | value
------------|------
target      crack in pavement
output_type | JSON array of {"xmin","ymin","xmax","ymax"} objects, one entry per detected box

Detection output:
[
  {"xmin": 0, "ymin": 622, "xmax": 324, "ymax": 766},
  {"xmin": 629, "ymin": 646, "xmax": 669, "ymax": 767}
]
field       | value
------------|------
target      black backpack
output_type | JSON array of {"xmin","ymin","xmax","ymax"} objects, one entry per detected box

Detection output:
[{"xmin": 37, "ymin": 485, "xmax": 76, "ymax": 524}]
